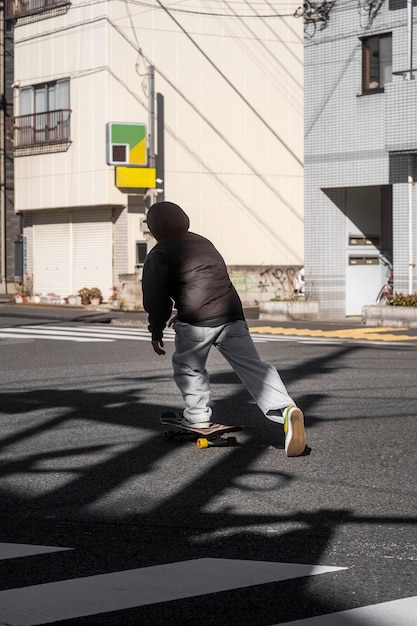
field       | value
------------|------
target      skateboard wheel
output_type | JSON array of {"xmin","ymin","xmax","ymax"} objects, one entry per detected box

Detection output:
[
  {"xmin": 227, "ymin": 437, "xmax": 237, "ymax": 446},
  {"xmin": 164, "ymin": 430, "xmax": 175, "ymax": 440},
  {"xmin": 196, "ymin": 438, "xmax": 209, "ymax": 449}
]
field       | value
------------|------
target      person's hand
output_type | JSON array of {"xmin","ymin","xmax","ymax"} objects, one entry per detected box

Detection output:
[
  {"xmin": 151, "ymin": 339, "xmax": 166, "ymax": 355},
  {"xmin": 168, "ymin": 315, "xmax": 178, "ymax": 327}
]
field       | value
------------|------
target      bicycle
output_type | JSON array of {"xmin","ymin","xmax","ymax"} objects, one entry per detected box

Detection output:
[{"xmin": 376, "ymin": 254, "xmax": 393, "ymax": 304}]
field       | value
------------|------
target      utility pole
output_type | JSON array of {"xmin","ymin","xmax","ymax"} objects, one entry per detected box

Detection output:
[
  {"xmin": 146, "ymin": 64, "xmax": 157, "ymax": 208},
  {"xmin": 144, "ymin": 64, "xmax": 164, "ymax": 210},
  {"xmin": 156, "ymin": 92, "xmax": 165, "ymax": 202},
  {"xmin": 0, "ymin": 3, "xmax": 6, "ymax": 293}
]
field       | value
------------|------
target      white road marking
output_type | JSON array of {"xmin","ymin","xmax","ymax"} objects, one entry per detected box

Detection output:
[
  {"xmin": 0, "ymin": 332, "xmax": 112, "ymax": 342},
  {"xmin": 274, "ymin": 596, "xmax": 417, "ymax": 626},
  {"xmin": 0, "ymin": 325, "xmax": 174, "ymax": 343},
  {"xmin": 0, "ymin": 557, "xmax": 345, "ymax": 625},
  {"xmin": 0, "ymin": 324, "xmax": 281, "ymax": 344},
  {"xmin": 36, "ymin": 325, "xmax": 154, "ymax": 335},
  {"xmin": 0, "ymin": 543, "xmax": 71, "ymax": 561},
  {"xmin": 0, "ymin": 324, "xmax": 413, "ymax": 346},
  {"xmin": 1, "ymin": 544, "xmax": 412, "ymax": 625}
]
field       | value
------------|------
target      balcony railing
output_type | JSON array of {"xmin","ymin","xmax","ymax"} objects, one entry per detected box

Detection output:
[
  {"xmin": 6, "ymin": 110, "xmax": 71, "ymax": 150},
  {"xmin": 5, "ymin": 0, "xmax": 71, "ymax": 19}
]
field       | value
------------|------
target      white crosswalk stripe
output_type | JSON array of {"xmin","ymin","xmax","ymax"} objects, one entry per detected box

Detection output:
[
  {"xmin": 0, "ymin": 555, "xmax": 346, "ymax": 625},
  {"xmin": 2, "ymin": 324, "xmax": 400, "ymax": 346},
  {"xmin": 0, "ymin": 325, "xmax": 171, "ymax": 343},
  {"xmin": 0, "ymin": 543, "xmax": 347, "ymax": 625},
  {"xmin": 0, "ymin": 542, "xmax": 415, "ymax": 626},
  {"xmin": 1, "ymin": 321, "xmax": 416, "ymax": 346},
  {"xmin": 273, "ymin": 597, "xmax": 417, "ymax": 626},
  {"xmin": 0, "ymin": 324, "xmax": 291, "ymax": 344}
]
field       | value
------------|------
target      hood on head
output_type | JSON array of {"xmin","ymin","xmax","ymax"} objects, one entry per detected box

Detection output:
[{"xmin": 146, "ymin": 201, "xmax": 190, "ymax": 241}]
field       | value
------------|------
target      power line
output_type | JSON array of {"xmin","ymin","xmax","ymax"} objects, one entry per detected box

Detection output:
[
  {"xmin": 153, "ymin": 0, "xmax": 303, "ymax": 167},
  {"xmin": 118, "ymin": 0, "xmax": 295, "ymax": 17}
]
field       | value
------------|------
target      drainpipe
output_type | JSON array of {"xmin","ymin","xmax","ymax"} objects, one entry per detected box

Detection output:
[
  {"xmin": 407, "ymin": 0, "xmax": 414, "ymax": 80},
  {"xmin": 408, "ymin": 154, "xmax": 414, "ymax": 295},
  {"xmin": 407, "ymin": 0, "xmax": 415, "ymax": 294}
]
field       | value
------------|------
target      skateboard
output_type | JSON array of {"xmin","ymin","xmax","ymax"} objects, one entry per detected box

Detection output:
[{"xmin": 160, "ymin": 411, "xmax": 243, "ymax": 449}]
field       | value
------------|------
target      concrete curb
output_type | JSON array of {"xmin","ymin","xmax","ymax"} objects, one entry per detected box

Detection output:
[
  {"xmin": 259, "ymin": 300, "xmax": 319, "ymax": 321},
  {"xmin": 362, "ymin": 305, "xmax": 417, "ymax": 328}
]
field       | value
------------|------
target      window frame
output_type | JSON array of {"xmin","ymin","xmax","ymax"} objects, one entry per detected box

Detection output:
[
  {"xmin": 361, "ymin": 33, "xmax": 392, "ymax": 94},
  {"xmin": 19, "ymin": 79, "xmax": 70, "ymax": 116},
  {"xmin": 16, "ymin": 78, "xmax": 71, "ymax": 148}
]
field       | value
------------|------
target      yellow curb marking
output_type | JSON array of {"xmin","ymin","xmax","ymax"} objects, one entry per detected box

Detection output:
[{"xmin": 249, "ymin": 326, "xmax": 417, "ymax": 342}]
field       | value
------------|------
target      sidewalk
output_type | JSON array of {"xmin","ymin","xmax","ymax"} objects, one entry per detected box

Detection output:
[
  {"xmin": 2, "ymin": 298, "xmax": 417, "ymax": 341},
  {"xmin": 0, "ymin": 296, "xmax": 376, "ymax": 330}
]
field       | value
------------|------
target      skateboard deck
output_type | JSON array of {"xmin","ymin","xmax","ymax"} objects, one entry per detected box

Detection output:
[{"xmin": 160, "ymin": 411, "xmax": 243, "ymax": 448}]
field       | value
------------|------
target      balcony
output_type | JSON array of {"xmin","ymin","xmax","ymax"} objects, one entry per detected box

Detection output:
[
  {"xmin": 5, "ymin": 0, "xmax": 71, "ymax": 20},
  {"xmin": 6, "ymin": 110, "xmax": 72, "ymax": 155}
]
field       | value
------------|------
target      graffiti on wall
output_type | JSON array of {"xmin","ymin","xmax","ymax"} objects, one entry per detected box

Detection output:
[
  {"xmin": 230, "ymin": 266, "xmax": 304, "ymax": 304},
  {"xmin": 229, "ymin": 274, "xmax": 255, "ymax": 293},
  {"xmin": 259, "ymin": 266, "xmax": 300, "ymax": 299}
]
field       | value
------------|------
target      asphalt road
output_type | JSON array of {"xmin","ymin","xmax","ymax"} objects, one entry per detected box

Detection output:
[{"xmin": 0, "ymin": 305, "xmax": 416, "ymax": 625}]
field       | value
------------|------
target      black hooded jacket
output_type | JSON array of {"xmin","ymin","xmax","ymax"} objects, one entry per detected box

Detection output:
[{"xmin": 142, "ymin": 202, "xmax": 244, "ymax": 341}]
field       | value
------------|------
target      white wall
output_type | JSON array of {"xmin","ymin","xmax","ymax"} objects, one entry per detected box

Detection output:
[{"xmin": 13, "ymin": 1, "xmax": 304, "ymax": 266}]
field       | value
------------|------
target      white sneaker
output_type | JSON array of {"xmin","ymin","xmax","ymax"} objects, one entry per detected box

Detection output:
[{"xmin": 282, "ymin": 406, "xmax": 306, "ymax": 457}]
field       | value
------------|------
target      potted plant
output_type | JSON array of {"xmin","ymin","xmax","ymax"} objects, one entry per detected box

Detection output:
[
  {"xmin": 78, "ymin": 287, "xmax": 91, "ymax": 305},
  {"xmin": 89, "ymin": 287, "xmax": 102, "ymax": 305},
  {"xmin": 110, "ymin": 285, "xmax": 119, "ymax": 307}
]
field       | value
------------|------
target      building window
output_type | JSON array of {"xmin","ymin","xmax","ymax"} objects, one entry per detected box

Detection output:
[
  {"xmin": 8, "ymin": 79, "xmax": 71, "ymax": 151},
  {"xmin": 362, "ymin": 33, "xmax": 392, "ymax": 93},
  {"xmin": 136, "ymin": 242, "xmax": 148, "ymax": 265}
]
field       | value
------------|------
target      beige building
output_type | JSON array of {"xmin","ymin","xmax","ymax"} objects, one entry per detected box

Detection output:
[{"xmin": 8, "ymin": 0, "xmax": 303, "ymax": 302}]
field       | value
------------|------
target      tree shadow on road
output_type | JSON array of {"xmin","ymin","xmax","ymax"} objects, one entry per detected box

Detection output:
[{"xmin": 0, "ymin": 344, "xmax": 416, "ymax": 624}]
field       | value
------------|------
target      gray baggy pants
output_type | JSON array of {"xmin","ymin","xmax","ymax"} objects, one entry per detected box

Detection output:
[{"xmin": 172, "ymin": 320, "xmax": 295, "ymax": 424}]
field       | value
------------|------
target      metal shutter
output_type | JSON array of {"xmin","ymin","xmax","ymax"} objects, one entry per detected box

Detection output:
[
  {"xmin": 71, "ymin": 208, "xmax": 113, "ymax": 300},
  {"xmin": 32, "ymin": 208, "xmax": 113, "ymax": 299},
  {"xmin": 33, "ymin": 211, "xmax": 71, "ymax": 296}
]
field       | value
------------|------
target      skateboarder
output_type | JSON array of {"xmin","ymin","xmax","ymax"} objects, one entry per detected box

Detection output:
[{"xmin": 142, "ymin": 201, "xmax": 306, "ymax": 456}]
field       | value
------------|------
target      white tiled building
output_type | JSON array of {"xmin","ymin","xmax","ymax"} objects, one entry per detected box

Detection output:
[
  {"xmin": 6, "ymin": 0, "xmax": 303, "ymax": 303},
  {"xmin": 304, "ymin": 0, "xmax": 417, "ymax": 317}
]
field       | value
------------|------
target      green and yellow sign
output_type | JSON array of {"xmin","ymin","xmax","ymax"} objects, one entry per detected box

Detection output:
[{"xmin": 106, "ymin": 123, "xmax": 147, "ymax": 166}]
